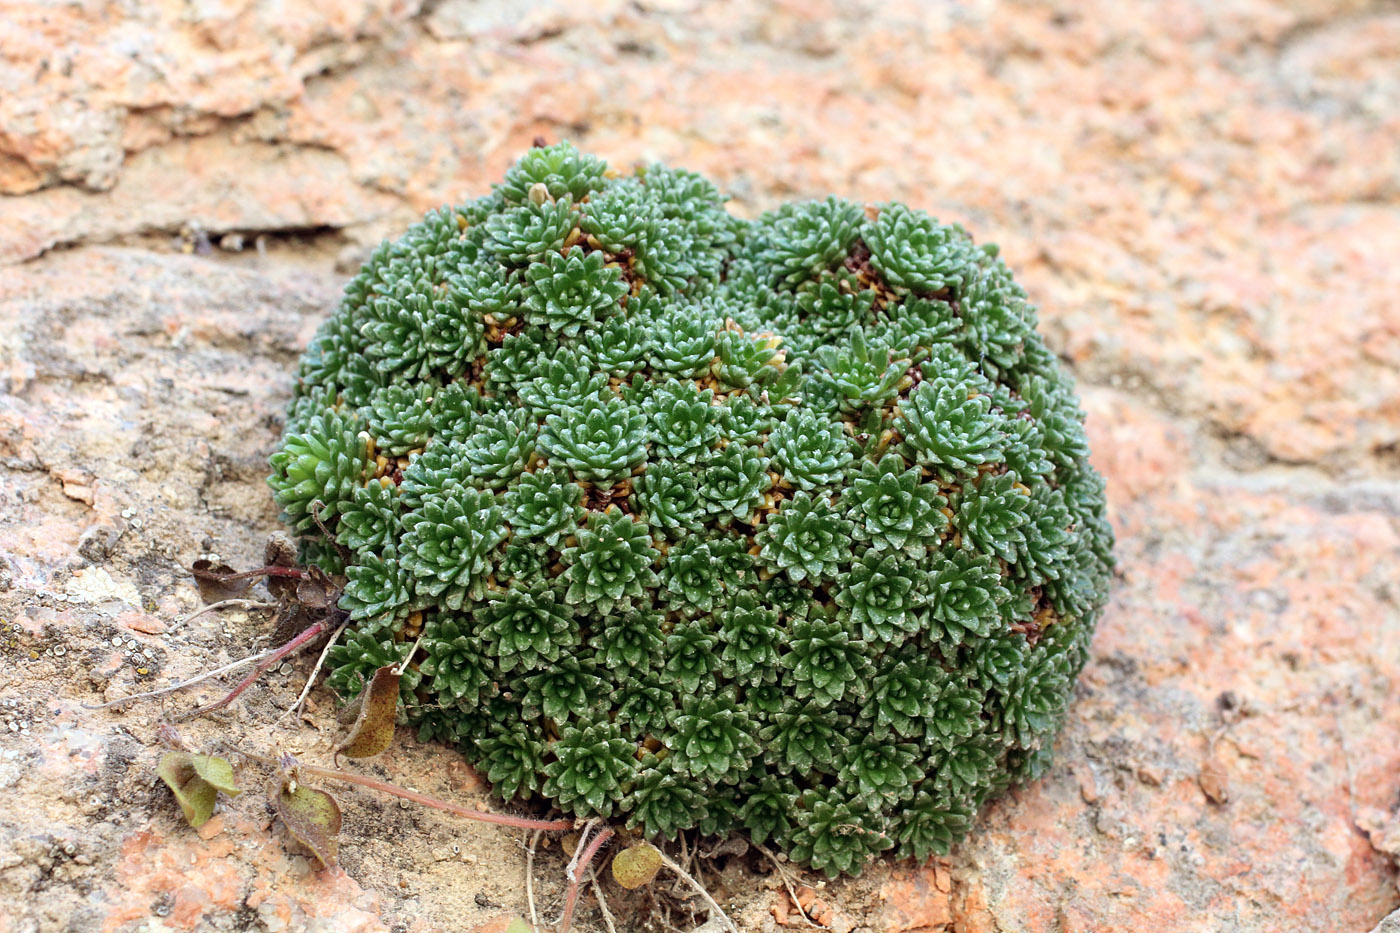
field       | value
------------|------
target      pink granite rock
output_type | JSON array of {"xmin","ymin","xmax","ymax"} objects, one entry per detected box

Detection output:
[{"xmin": 1, "ymin": 1, "xmax": 1397, "ymax": 930}]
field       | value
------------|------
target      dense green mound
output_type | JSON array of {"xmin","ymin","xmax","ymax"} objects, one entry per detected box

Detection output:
[{"xmin": 268, "ymin": 143, "xmax": 1113, "ymax": 877}]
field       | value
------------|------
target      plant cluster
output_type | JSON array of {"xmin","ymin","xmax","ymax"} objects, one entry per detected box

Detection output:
[{"xmin": 268, "ymin": 143, "xmax": 1114, "ymax": 877}]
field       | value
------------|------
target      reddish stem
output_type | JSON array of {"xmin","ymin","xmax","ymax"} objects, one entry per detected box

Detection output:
[
  {"xmin": 173, "ymin": 618, "xmax": 328, "ymax": 722},
  {"xmin": 296, "ymin": 764, "xmax": 575, "ymax": 832},
  {"xmin": 559, "ymin": 826, "xmax": 614, "ymax": 933}
]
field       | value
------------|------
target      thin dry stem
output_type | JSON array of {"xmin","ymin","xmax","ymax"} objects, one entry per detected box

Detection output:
[
  {"xmin": 658, "ymin": 850, "xmax": 737, "ymax": 933},
  {"xmin": 754, "ymin": 842, "xmax": 817, "ymax": 928},
  {"xmin": 194, "ymin": 564, "xmax": 310, "ymax": 582},
  {"xmin": 276, "ymin": 619, "xmax": 348, "ymax": 725},
  {"xmin": 84, "ymin": 645, "xmax": 276, "ymax": 711},
  {"xmin": 566, "ymin": 819, "xmax": 600, "ymax": 882},
  {"xmin": 394, "ymin": 631, "xmax": 424, "ymax": 676},
  {"xmin": 173, "ymin": 618, "xmax": 329, "ymax": 722},
  {"xmin": 588, "ymin": 870, "xmax": 618, "ymax": 933},
  {"xmin": 182, "ymin": 598, "xmax": 276, "ymax": 627},
  {"xmin": 526, "ymin": 828, "xmax": 544, "ymax": 931},
  {"xmin": 295, "ymin": 763, "xmax": 574, "ymax": 831}
]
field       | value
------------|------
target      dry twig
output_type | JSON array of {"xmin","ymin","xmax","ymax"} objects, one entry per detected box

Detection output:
[
  {"xmin": 526, "ymin": 828, "xmax": 544, "ymax": 931},
  {"xmin": 589, "ymin": 870, "xmax": 618, "ymax": 933},
  {"xmin": 173, "ymin": 618, "xmax": 330, "ymax": 721},
  {"xmin": 560, "ymin": 825, "xmax": 614, "ymax": 933},
  {"xmin": 182, "ymin": 598, "xmax": 275, "ymax": 627},
  {"xmin": 297, "ymin": 762, "xmax": 574, "ymax": 831},
  {"xmin": 85, "ymin": 646, "xmax": 276, "ymax": 710},
  {"xmin": 276, "ymin": 619, "xmax": 348, "ymax": 725},
  {"xmin": 754, "ymin": 842, "xmax": 817, "ymax": 927},
  {"xmin": 658, "ymin": 849, "xmax": 737, "ymax": 933}
]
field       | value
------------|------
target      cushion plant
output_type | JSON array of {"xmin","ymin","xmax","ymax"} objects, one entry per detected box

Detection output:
[{"xmin": 268, "ymin": 142, "xmax": 1114, "ymax": 877}]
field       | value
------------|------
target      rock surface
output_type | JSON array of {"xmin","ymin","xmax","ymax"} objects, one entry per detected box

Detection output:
[{"xmin": 1, "ymin": 1, "xmax": 1397, "ymax": 931}]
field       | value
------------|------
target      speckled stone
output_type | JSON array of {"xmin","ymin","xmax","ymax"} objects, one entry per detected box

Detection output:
[{"xmin": 1, "ymin": 1, "xmax": 1397, "ymax": 930}]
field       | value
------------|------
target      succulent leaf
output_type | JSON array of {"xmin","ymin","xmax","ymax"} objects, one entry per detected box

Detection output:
[
  {"xmin": 524, "ymin": 246, "xmax": 628, "ymax": 336},
  {"xmin": 865, "ymin": 203, "xmax": 975, "ymax": 294},
  {"xmin": 542, "ymin": 718, "xmax": 638, "ymax": 818},
  {"xmin": 788, "ymin": 790, "xmax": 894, "ymax": 879},
  {"xmin": 540, "ymin": 395, "xmax": 648, "ymax": 487},
  {"xmin": 560, "ymin": 509, "xmax": 660, "ymax": 612},
  {"xmin": 756, "ymin": 491, "xmax": 854, "ymax": 584}
]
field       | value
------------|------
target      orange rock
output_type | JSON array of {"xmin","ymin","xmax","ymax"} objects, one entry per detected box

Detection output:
[
  {"xmin": 952, "ymin": 880, "xmax": 997, "ymax": 933},
  {"xmin": 4, "ymin": 3, "xmax": 1400, "ymax": 932},
  {"xmin": 1198, "ymin": 755, "xmax": 1229, "ymax": 805},
  {"xmin": 118, "ymin": 610, "xmax": 167, "ymax": 635},
  {"xmin": 194, "ymin": 815, "xmax": 226, "ymax": 841},
  {"xmin": 879, "ymin": 866, "xmax": 953, "ymax": 931}
]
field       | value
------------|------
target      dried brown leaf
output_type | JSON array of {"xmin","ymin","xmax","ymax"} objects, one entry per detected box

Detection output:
[
  {"xmin": 275, "ymin": 778, "xmax": 342, "ymax": 868},
  {"xmin": 335, "ymin": 665, "xmax": 399, "ymax": 760},
  {"xmin": 191, "ymin": 559, "xmax": 251, "ymax": 603},
  {"xmin": 296, "ymin": 576, "xmax": 331, "ymax": 611}
]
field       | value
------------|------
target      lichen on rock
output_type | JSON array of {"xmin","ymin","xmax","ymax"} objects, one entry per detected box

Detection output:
[{"xmin": 267, "ymin": 142, "xmax": 1114, "ymax": 878}]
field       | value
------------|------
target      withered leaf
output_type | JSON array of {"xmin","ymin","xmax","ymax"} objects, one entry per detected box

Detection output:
[
  {"xmin": 275, "ymin": 778, "xmax": 342, "ymax": 868},
  {"xmin": 191, "ymin": 559, "xmax": 251, "ymax": 603},
  {"xmin": 611, "ymin": 841, "xmax": 662, "ymax": 889},
  {"xmin": 296, "ymin": 576, "xmax": 331, "ymax": 611},
  {"xmin": 504, "ymin": 920, "xmax": 533, "ymax": 933},
  {"xmin": 335, "ymin": 665, "xmax": 399, "ymax": 760},
  {"xmin": 269, "ymin": 601, "xmax": 310, "ymax": 648},
  {"xmin": 158, "ymin": 752, "xmax": 240, "ymax": 828}
]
